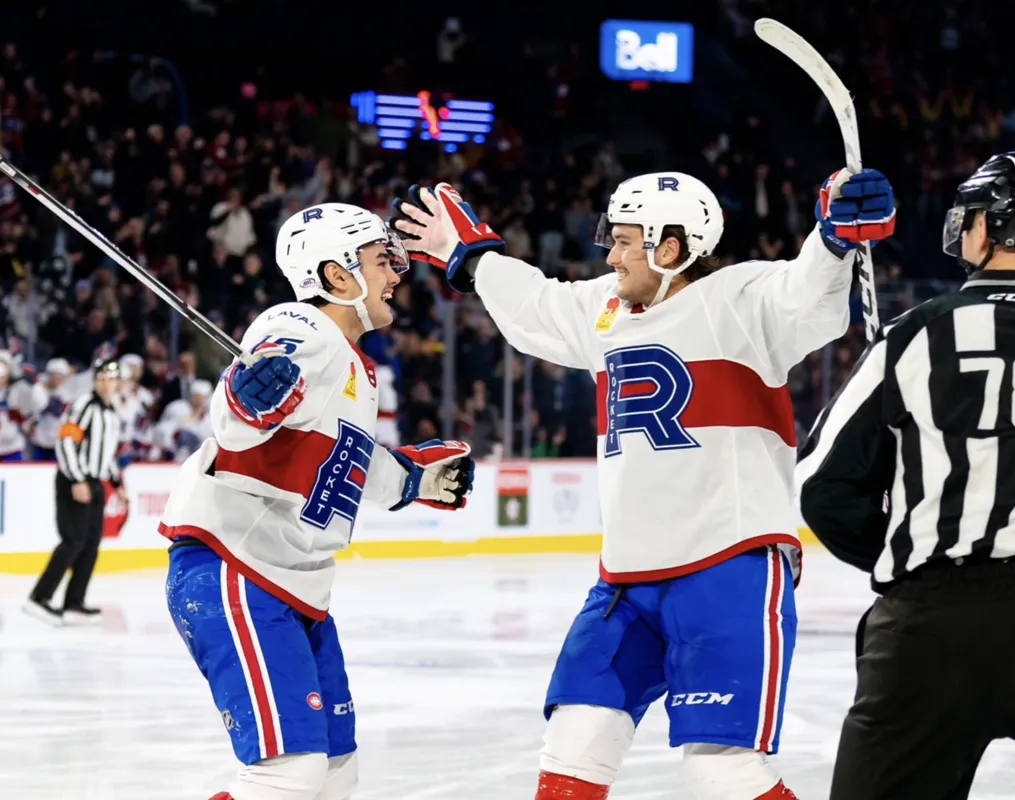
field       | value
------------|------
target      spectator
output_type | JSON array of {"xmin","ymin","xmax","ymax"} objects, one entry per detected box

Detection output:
[{"xmin": 207, "ymin": 187, "xmax": 256, "ymax": 257}]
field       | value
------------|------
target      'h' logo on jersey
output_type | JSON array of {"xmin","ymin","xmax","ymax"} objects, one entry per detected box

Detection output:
[{"xmin": 301, "ymin": 420, "xmax": 374, "ymax": 530}]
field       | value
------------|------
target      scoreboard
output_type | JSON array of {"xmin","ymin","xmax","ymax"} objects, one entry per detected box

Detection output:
[{"xmin": 350, "ymin": 90, "xmax": 496, "ymax": 153}]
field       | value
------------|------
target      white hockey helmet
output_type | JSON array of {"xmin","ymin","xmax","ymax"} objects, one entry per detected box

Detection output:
[
  {"xmin": 595, "ymin": 172, "xmax": 724, "ymax": 306},
  {"xmin": 275, "ymin": 203, "xmax": 409, "ymax": 332},
  {"xmin": 45, "ymin": 357, "xmax": 71, "ymax": 376}
]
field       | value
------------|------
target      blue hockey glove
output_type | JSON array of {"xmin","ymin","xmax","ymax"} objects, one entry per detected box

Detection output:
[
  {"xmin": 388, "ymin": 439, "xmax": 475, "ymax": 510},
  {"xmin": 815, "ymin": 168, "xmax": 896, "ymax": 257},
  {"xmin": 224, "ymin": 347, "xmax": 306, "ymax": 430},
  {"xmin": 389, "ymin": 182, "xmax": 505, "ymax": 292}
]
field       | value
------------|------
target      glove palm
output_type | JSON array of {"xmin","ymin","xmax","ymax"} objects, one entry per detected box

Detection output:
[{"xmin": 390, "ymin": 183, "xmax": 505, "ymax": 291}]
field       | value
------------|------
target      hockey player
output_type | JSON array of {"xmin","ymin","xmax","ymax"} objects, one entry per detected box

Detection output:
[
  {"xmin": 152, "ymin": 378, "xmax": 213, "ymax": 461},
  {"xmin": 28, "ymin": 359, "xmax": 72, "ymax": 461},
  {"xmin": 391, "ymin": 171, "xmax": 896, "ymax": 800},
  {"xmin": 0, "ymin": 350, "xmax": 40, "ymax": 460},
  {"xmin": 160, "ymin": 203, "xmax": 476, "ymax": 800},
  {"xmin": 116, "ymin": 353, "xmax": 156, "ymax": 464}
]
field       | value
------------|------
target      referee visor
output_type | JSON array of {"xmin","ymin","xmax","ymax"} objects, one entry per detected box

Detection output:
[{"xmin": 942, "ymin": 205, "xmax": 977, "ymax": 257}]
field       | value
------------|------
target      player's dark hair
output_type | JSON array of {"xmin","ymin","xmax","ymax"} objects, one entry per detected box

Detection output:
[
  {"xmin": 660, "ymin": 224, "xmax": 723, "ymax": 283},
  {"xmin": 304, "ymin": 260, "xmax": 339, "ymax": 307}
]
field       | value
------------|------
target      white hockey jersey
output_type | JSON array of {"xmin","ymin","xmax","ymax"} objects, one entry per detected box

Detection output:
[
  {"xmin": 159, "ymin": 303, "xmax": 411, "ymax": 620},
  {"xmin": 474, "ymin": 226, "xmax": 852, "ymax": 583},
  {"xmin": 154, "ymin": 398, "xmax": 214, "ymax": 462},
  {"xmin": 117, "ymin": 384, "xmax": 156, "ymax": 460},
  {"xmin": 0, "ymin": 379, "xmax": 40, "ymax": 457},
  {"xmin": 30, "ymin": 377, "xmax": 80, "ymax": 452}
]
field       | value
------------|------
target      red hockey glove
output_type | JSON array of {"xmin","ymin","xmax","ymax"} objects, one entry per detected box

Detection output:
[
  {"xmin": 388, "ymin": 439, "xmax": 475, "ymax": 511},
  {"xmin": 389, "ymin": 183, "xmax": 505, "ymax": 292}
]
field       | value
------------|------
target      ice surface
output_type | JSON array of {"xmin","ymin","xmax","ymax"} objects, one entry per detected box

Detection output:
[{"xmin": 1, "ymin": 551, "xmax": 1013, "ymax": 799}]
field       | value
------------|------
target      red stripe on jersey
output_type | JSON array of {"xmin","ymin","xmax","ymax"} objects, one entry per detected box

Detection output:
[
  {"xmin": 348, "ymin": 465, "xmax": 366, "ymax": 487},
  {"xmin": 595, "ymin": 359, "xmax": 796, "ymax": 446},
  {"xmin": 596, "ymin": 372, "xmax": 609, "ymax": 436},
  {"xmin": 600, "ymin": 533, "xmax": 800, "ymax": 585},
  {"xmin": 619, "ymin": 379, "xmax": 657, "ymax": 398},
  {"xmin": 216, "ymin": 427, "xmax": 335, "ymax": 496}
]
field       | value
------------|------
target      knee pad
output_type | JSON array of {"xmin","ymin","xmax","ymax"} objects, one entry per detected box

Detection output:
[
  {"xmin": 539, "ymin": 704, "xmax": 635, "ymax": 787},
  {"xmin": 682, "ymin": 744, "xmax": 781, "ymax": 800},
  {"xmin": 314, "ymin": 751, "xmax": 358, "ymax": 800},
  {"xmin": 230, "ymin": 753, "xmax": 328, "ymax": 800}
]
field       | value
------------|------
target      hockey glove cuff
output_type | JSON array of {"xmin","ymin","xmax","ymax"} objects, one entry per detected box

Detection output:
[{"xmin": 388, "ymin": 439, "xmax": 475, "ymax": 511}]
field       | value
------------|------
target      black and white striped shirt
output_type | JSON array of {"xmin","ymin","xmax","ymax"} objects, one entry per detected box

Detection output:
[
  {"xmin": 797, "ymin": 270, "xmax": 1015, "ymax": 590},
  {"xmin": 56, "ymin": 392, "xmax": 121, "ymax": 485}
]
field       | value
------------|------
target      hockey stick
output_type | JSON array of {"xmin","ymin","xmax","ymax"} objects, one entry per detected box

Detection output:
[
  {"xmin": 0, "ymin": 156, "xmax": 244, "ymax": 359},
  {"xmin": 754, "ymin": 18, "xmax": 881, "ymax": 343}
]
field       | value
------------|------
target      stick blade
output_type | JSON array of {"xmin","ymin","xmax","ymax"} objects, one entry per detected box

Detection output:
[{"xmin": 754, "ymin": 18, "xmax": 860, "ymax": 171}]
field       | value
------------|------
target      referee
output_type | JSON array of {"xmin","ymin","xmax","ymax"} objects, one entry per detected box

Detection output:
[
  {"xmin": 24, "ymin": 357, "xmax": 124, "ymax": 626},
  {"xmin": 797, "ymin": 152, "xmax": 1015, "ymax": 800}
]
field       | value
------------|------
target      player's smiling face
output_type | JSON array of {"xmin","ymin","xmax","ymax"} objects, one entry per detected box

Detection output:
[
  {"xmin": 359, "ymin": 241, "xmax": 402, "ymax": 329},
  {"xmin": 607, "ymin": 224, "xmax": 654, "ymax": 304},
  {"xmin": 606, "ymin": 224, "xmax": 681, "ymax": 305}
]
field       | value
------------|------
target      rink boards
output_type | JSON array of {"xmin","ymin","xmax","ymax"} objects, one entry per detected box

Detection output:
[{"xmin": 0, "ymin": 461, "xmax": 818, "ymax": 573}]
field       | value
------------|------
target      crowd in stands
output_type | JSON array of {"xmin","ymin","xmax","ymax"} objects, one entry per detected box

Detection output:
[{"xmin": 0, "ymin": 1, "xmax": 1002, "ymax": 461}]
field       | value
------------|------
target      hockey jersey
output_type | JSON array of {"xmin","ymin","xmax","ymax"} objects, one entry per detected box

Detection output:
[
  {"xmin": 30, "ymin": 384, "xmax": 72, "ymax": 451},
  {"xmin": 117, "ymin": 384, "xmax": 156, "ymax": 461},
  {"xmin": 474, "ymin": 226, "xmax": 852, "ymax": 583},
  {"xmin": 159, "ymin": 303, "xmax": 410, "ymax": 619},
  {"xmin": 154, "ymin": 398, "xmax": 214, "ymax": 462},
  {"xmin": 0, "ymin": 378, "xmax": 42, "ymax": 457}
]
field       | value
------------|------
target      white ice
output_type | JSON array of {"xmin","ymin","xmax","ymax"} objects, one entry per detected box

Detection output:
[{"xmin": 1, "ymin": 551, "xmax": 1013, "ymax": 799}]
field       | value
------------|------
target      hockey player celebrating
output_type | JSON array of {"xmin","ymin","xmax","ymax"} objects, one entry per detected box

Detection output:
[
  {"xmin": 391, "ymin": 170, "xmax": 895, "ymax": 800},
  {"xmin": 160, "ymin": 203, "xmax": 475, "ymax": 800}
]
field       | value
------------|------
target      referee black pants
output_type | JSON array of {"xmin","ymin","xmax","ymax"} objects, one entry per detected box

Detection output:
[
  {"xmin": 30, "ymin": 474, "xmax": 105, "ymax": 608},
  {"xmin": 830, "ymin": 558, "xmax": 1015, "ymax": 800}
]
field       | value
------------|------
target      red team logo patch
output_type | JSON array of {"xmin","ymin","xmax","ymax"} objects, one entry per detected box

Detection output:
[{"xmin": 307, "ymin": 692, "xmax": 323, "ymax": 711}]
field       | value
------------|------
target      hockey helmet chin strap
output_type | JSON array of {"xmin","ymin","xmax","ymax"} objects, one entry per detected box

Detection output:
[
  {"xmin": 647, "ymin": 251, "xmax": 699, "ymax": 308},
  {"xmin": 316, "ymin": 267, "xmax": 376, "ymax": 333}
]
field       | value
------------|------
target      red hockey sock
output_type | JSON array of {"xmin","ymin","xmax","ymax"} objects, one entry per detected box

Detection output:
[
  {"xmin": 535, "ymin": 771, "xmax": 610, "ymax": 799},
  {"xmin": 208, "ymin": 793, "xmax": 234, "ymax": 800},
  {"xmin": 755, "ymin": 780, "xmax": 798, "ymax": 799}
]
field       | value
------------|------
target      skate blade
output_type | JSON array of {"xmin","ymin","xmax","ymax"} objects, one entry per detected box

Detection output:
[
  {"xmin": 61, "ymin": 610, "xmax": 103, "ymax": 626},
  {"xmin": 22, "ymin": 602, "xmax": 64, "ymax": 627}
]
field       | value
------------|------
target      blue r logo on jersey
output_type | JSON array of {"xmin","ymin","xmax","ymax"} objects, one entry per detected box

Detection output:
[
  {"xmin": 603, "ymin": 344, "xmax": 698, "ymax": 457},
  {"xmin": 301, "ymin": 420, "xmax": 375, "ymax": 530}
]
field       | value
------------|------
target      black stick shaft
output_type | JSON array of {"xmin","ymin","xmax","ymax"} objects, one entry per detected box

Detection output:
[{"xmin": 0, "ymin": 156, "xmax": 243, "ymax": 358}]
